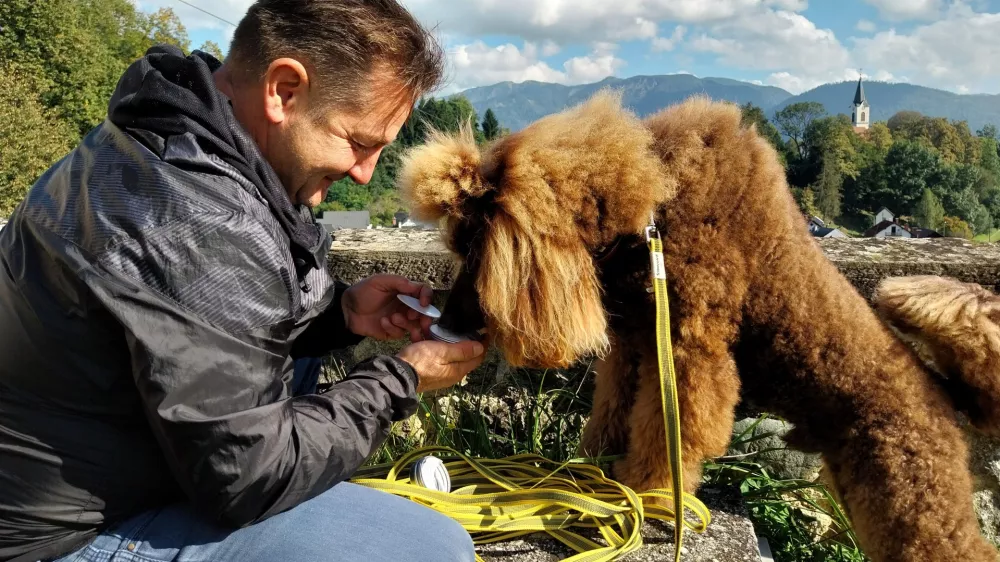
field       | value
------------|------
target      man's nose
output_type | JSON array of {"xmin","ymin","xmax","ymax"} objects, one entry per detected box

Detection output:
[{"xmin": 347, "ymin": 150, "xmax": 382, "ymax": 185}]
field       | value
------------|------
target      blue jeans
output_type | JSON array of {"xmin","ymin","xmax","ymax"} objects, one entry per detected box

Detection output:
[{"xmin": 53, "ymin": 358, "xmax": 475, "ymax": 562}]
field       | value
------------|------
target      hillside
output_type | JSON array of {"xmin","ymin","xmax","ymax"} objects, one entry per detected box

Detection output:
[
  {"xmin": 459, "ymin": 74, "xmax": 792, "ymax": 131},
  {"xmin": 460, "ymin": 75, "xmax": 1000, "ymax": 133},
  {"xmin": 776, "ymin": 81, "xmax": 1000, "ymax": 132}
]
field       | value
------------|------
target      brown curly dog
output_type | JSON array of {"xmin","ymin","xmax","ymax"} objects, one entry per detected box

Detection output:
[{"xmin": 397, "ymin": 91, "xmax": 1000, "ymax": 561}]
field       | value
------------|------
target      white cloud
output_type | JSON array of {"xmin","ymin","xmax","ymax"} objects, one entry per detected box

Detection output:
[
  {"xmin": 688, "ymin": 9, "xmax": 851, "ymax": 92},
  {"xmin": 651, "ymin": 26, "xmax": 687, "ymax": 52},
  {"xmin": 856, "ymin": 19, "xmax": 877, "ymax": 32},
  {"xmin": 403, "ymin": 0, "xmax": 810, "ymax": 45},
  {"xmin": 141, "ymin": 0, "xmax": 1000, "ymax": 97},
  {"xmin": 541, "ymin": 40, "xmax": 562, "ymax": 57},
  {"xmin": 862, "ymin": 0, "xmax": 943, "ymax": 20},
  {"xmin": 852, "ymin": 5, "xmax": 1000, "ymax": 93},
  {"xmin": 444, "ymin": 40, "xmax": 624, "ymax": 92}
]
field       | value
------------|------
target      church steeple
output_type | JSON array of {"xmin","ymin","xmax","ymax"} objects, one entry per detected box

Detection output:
[
  {"xmin": 853, "ymin": 74, "xmax": 867, "ymax": 105},
  {"xmin": 851, "ymin": 70, "xmax": 870, "ymax": 130}
]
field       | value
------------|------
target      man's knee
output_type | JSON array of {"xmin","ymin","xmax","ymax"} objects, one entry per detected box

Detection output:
[
  {"xmin": 304, "ymin": 482, "xmax": 476, "ymax": 561},
  {"xmin": 419, "ymin": 507, "xmax": 476, "ymax": 562}
]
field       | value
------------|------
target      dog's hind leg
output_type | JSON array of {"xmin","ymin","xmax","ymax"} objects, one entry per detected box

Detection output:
[
  {"xmin": 614, "ymin": 336, "xmax": 741, "ymax": 495},
  {"xmin": 581, "ymin": 338, "xmax": 638, "ymax": 460},
  {"xmin": 818, "ymin": 394, "xmax": 998, "ymax": 562}
]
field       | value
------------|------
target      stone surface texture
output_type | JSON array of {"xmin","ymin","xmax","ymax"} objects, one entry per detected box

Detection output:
[
  {"xmin": 327, "ymin": 230, "xmax": 1000, "ymax": 296},
  {"xmin": 476, "ymin": 487, "xmax": 761, "ymax": 562},
  {"xmin": 727, "ymin": 418, "xmax": 823, "ymax": 482}
]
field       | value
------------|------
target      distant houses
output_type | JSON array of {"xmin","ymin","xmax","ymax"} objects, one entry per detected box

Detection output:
[
  {"xmin": 808, "ymin": 216, "xmax": 847, "ymax": 238},
  {"xmin": 806, "ymin": 208, "xmax": 944, "ymax": 240},
  {"xmin": 392, "ymin": 211, "xmax": 437, "ymax": 230},
  {"xmin": 861, "ymin": 207, "xmax": 942, "ymax": 239},
  {"xmin": 313, "ymin": 209, "xmax": 439, "ymax": 231}
]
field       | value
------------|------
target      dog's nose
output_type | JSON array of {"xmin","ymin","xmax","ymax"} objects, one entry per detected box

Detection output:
[{"xmin": 438, "ymin": 270, "xmax": 487, "ymax": 336}]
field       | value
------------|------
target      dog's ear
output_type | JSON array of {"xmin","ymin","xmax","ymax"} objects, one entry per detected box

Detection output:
[
  {"xmin": 398, "ymin": 124, "xmax": 489, "ymax": 222},
  {"xmin": 477, "ymin": 210, "xmax": 609, "ymax": 368}
]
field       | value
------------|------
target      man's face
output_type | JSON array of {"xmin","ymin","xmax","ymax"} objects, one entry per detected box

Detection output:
[
  {"xmin": 267, "ymin": 76, "xmax": 411, "ymax": 207},
  {"xmin": 219, "ymin": 59, "xmax": 414, "ymax": 208}
]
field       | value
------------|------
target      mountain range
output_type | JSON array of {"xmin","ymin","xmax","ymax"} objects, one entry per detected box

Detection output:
[{"xmin": 458, "ymin": 75, "xmax": 1000, "ymax": 133}]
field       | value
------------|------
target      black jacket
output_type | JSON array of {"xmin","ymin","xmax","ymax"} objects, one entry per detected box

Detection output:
[{"xmin": 0, "ymin": 46, "xmax": 419, "ymax": 562}]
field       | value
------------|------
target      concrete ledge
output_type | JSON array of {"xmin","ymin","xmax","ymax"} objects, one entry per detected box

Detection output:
[
  {"xmin": 328, "ymin": 230, "xmax": 1000, "ymax": 298},
  {"xmin": 477, "ymin": 486, "xmax": 761, "ymax": 562}
]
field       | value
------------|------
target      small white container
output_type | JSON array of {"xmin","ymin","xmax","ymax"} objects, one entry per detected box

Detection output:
[{"xmin": 411, "ymin": 455, "xmax": 451, "ymax": 493}]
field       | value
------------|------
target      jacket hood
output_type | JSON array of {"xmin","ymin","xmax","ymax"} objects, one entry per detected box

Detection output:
[{"xmin": 106, "ymin": 44, "xmax": 326, "ymax": 277}]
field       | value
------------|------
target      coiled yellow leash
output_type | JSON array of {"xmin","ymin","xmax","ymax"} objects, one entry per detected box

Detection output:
[{"xmin": 351, "ymin": 217, "xmax": 710, "ymax": 561}]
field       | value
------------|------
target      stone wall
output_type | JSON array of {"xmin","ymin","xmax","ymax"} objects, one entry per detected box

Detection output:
[{"xmin": 328, "ymin": 229, "xmax": 1000, "ymax": 299}]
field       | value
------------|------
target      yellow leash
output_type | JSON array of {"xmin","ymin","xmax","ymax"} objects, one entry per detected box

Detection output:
[{"xmin": 350, "ymin": 217, "xmax": 710, "ymax": 560}]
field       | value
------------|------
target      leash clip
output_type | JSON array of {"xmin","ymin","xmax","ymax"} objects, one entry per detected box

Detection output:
[{"xmin": 645, "ymin": 213, "xmax": 660, "ymax": 243}]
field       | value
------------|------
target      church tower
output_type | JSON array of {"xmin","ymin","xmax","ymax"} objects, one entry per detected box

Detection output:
[{"xmin": 851, "ymin": 72, "xmax": 870, "ymax": 131}]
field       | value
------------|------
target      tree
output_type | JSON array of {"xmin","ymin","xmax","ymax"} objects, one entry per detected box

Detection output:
[
  {"xmin": 970, "ymin": 206, "xmax": 994, "ymax": 235},
  {"xmin": 913, "ymin": 189, "xmax": 945, "ymax": 231},
  {"xmin": 198, "ymin": 40, "xmax": 225, "ymax": 61},
  {"xmin": 0, "ymin": 65, "xmax": 79, "ymax": 216},
  {"xmin": 481, "ymin": 108, "xmax": 501, "ymax": 141},
  {"xmin": 813, "ymin": 154, "xmax": 842, "ymax": 222},
  {"xmin": 793, "ymin": 187, "xmax": 820, "ymax": 218},
  {"xmin": 143, "ymin": 7, "xmax": 190, "ymax": 52},
  {"xmin": 867, "ymin": 122, "xmax": 894, "ymax": 157},
  {"xmin": 940, "ymin": 216, "xmax": 974, "ymax": 239},
  {"xmin": 740, "ymin": 102, "xmax": 784, "ymax": 154},
  {"xmin": 978, "ymin": 124, "xmax": 998, "ymax": 140},
  {"xmin": 976, "ymin": 137, "xmax": 1000, "ymax": 196},
  {"xmin": 0, "ymin": 0, "xmax": 189, "ymax": 136},
  {"xmin": 774, "ymin": 102, "xmax": 827, "ymax": 161},
  {"xmin": 880, "ymin": 140, "xmax": 942, "ymax": 215},
  {"xmin": 887, "ymin": 110, "xmax": 926, "ymax": 141}
]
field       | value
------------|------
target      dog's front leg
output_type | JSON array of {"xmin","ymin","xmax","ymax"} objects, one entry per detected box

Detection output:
[
  {"xmin": 580, "ymin": 338, "xmax": 638, "ymax": 460},
  {"xmin": 615, "ymin": 340, "xmax": 741, "ymax": 494}
]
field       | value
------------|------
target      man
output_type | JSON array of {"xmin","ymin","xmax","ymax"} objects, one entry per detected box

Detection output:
[{"xmin": 0, "ymin": 1, "xmax": 484, "ymax": 561}]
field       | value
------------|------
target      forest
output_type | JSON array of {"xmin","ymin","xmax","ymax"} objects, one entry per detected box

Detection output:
[{"xmin": 742, "ymin": 101, "xmax": 1000, "ymax": 239}]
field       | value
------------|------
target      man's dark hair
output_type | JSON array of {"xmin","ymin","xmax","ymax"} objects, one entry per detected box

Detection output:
[{"xmin": 228, "ymin": 0, "xmax": 444, "ymax": 112}]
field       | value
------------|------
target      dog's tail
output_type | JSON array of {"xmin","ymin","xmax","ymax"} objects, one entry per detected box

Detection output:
[{"xmin": 875, "ymin": 275, "xmax": 1000, "ymax": 436}]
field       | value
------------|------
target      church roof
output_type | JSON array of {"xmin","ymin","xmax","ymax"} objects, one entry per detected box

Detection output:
[{"xmin": 853, "ymin": 75, "xmax": 867, "ymax": 105}]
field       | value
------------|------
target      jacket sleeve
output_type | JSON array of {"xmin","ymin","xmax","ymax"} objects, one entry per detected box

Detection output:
[
  {"xmin": 84, "ymin": 214, "xmax": 419, "ymax": 528},
  {"xmin": 290, "ymin": 280, "xmax": 366, "ymax": 358}
]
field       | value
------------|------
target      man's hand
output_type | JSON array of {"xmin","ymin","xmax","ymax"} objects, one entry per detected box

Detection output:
[
  {"xmin": 342, "ymin": 274, "xmax": 434, "ymax": 341},
  {"xmin": 397, "ymin": 340, "xmax": 486, "ymax": 393}
]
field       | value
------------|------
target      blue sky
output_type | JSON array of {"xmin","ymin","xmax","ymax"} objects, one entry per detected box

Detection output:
[{"xmin": 143, "ymin": 0, "xmax": 1000, "ymax": 95}]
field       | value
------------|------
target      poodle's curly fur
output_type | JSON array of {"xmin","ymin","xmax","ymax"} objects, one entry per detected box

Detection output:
[
  {"xmin": 399, "ymin": 91, "xmax": 1000, "ymax": 561},
  {"xmin": 876, "ymin": 276, "xmax": 1000, "ymax": 436}
]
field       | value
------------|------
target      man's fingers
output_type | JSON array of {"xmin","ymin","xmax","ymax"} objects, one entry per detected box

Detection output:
[
  {"xmin": 380, "ymin": 317, "xmax": 406, "ymax": 339},
  {"xmin": 419, "ymin": 284, "xmax": 433, "ymax": 307},
  {"xmin": 449, "ymin": 355, "xmax": 486, "ymax": 375},
  {"xmin": 440, "ymin": 340, "xmax": 485, "ymax": 363}
]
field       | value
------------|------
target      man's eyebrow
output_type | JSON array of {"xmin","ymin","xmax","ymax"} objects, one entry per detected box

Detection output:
[{"xmin": 353, "ymin": 132, "xmax": 393, "ymax": 146}]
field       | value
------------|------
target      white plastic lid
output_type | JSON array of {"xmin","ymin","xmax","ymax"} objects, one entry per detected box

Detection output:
[
  {"xmin": 429, "ymin": 324, "xmax": 473, "ymax": 343},
  {"xmin": 411, "ymin": 455, "xmax": 451, "ymax": 492},
  {"xmin": 397, "ymin": 294, "xmax": 442, "ymax": 319}
]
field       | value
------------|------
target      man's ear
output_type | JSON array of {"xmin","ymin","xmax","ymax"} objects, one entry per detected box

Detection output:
[
  {"xmin": 262, "ymin": 58, "xmax": 311, "ymax": 126},
  {"xmin": 398, "ymin": 124, "xmax": 489, "ymax": 221}
]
